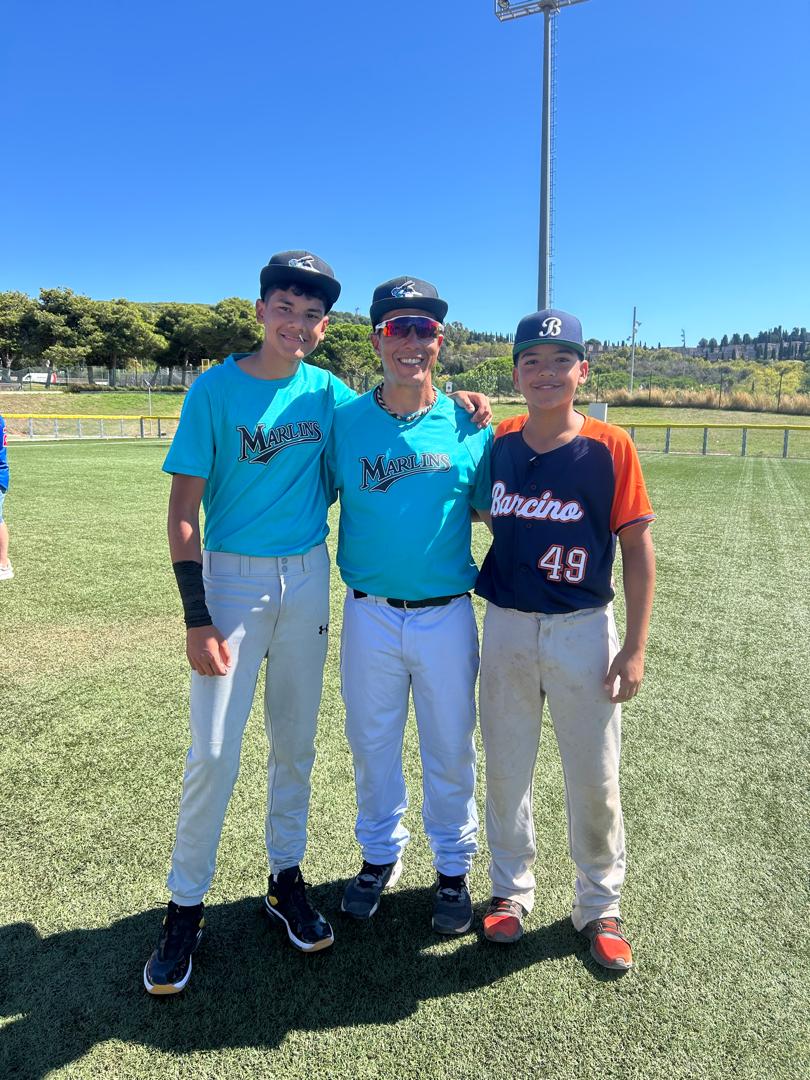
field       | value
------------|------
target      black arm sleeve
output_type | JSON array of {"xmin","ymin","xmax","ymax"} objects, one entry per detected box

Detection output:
[{"xmin": 173, "ymin": 560, "xmax": 213, "ymax": 629}]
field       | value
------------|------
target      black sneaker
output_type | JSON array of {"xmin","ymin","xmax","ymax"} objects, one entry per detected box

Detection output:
[
  {"xmin": 432, "ymin": 873, "xmax": 473, "ymax": 935},
  {"xmin": 143, "ymin": 901, "xmax": 204, "ymax": 995},
  {"xmin": 263, "ymin": 866, "xmax": 334, "ymax": 952},
  {"xmin": 341, "ymin": 858, "xmax": 403, "ymax": 919}
]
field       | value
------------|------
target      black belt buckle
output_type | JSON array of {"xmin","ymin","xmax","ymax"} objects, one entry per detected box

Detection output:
[{"xmin": 352, "ymin": 589, "xmax": 467, "ymax": 609}]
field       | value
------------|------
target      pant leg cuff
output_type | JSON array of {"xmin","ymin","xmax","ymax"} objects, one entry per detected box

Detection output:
[
  {"xmin": 571, "ymin": 902, "xmax": 622, "ymax": 932},
  {"xmin": 170, "ymin": 892, "xmax": 206, "ymax": 907}
]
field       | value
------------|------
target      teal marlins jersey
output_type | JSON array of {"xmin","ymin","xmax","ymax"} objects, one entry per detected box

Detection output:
[
  {"xmin": 163, "ymin": 355, "xmax": 355, "ymax": 556},
  {"xmin": 326, "ymin": 391, "xmax": 493, "ymax": 599}
]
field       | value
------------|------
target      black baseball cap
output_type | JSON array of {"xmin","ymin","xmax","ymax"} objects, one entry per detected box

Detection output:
[
  {"xmin": 513, "ymin": 308, "xmax": 585, "ymax": 361},
  {"xmin": 370, "ymin": 276, "xmax": 448, "ymax": 328},
  {"xmin": 259, "ymin": 250, "xmax": 341, "ymax": 311}
]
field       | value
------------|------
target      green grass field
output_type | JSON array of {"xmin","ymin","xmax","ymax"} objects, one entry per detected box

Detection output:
[{"xmin": 1, "ymin": 443, "xmax": 808, "ymax": 1080}]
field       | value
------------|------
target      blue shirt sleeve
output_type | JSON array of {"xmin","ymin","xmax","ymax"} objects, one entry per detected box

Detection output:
[
  {"xmin": 330, "ymin": 373, "xmax": 358, "ymax": 407},
  {"xmin": 469, "ymin": 425, "xmax": 493, "ymax": 510},
  {"xmin": 162, "ymin": 378, "xmax": 215, "ymax": 478},
  {"xmin": 322, "ymin": 427, "xmax": 339, "ymax": 506}
]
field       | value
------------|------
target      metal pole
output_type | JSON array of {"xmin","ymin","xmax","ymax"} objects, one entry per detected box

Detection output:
[
  {"xmin": 538, "ymin": 8, "xmax": 552, "ymax": 310},
  {"xmin": 629, "ymin": 306, "xmax": 637, "ymax": 392},
  {"xmin": 777, "ymin": 371, "xmax": 784, "ymax": 412}
]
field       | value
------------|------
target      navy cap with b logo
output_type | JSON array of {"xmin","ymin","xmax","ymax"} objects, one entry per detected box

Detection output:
[
  {"xmin": 513, "ymin": 308, "xmax": 585, "ymax": 361},
  {"xmin": 370, "ymin": 276, "xmax": 448, "ymax": 328}
]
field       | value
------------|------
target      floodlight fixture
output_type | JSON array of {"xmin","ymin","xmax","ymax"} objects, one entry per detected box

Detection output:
[
  {"xmin": 494, "ymin": 0, "xmax": 592, "ymax": 310},
  {"xmin": 494, "ymin": 1, "xmax": 590, "ymax": 24}
]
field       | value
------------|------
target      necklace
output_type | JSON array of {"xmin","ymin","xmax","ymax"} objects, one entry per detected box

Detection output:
[{"xmin": 373, "ymin": 383, "xmax": 437, "ymax": 422}]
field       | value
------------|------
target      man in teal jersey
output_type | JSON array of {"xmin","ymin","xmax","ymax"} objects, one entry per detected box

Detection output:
[
  {"xmin": 326, "ymin": 276, "xmax": 493, "ymax": 935},
  {"xmin": 144, "ymin": 255, "xmax": 491, "ymax": 993}
]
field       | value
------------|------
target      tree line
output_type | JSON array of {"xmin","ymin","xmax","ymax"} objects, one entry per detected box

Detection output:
[
  {"xmin": 0, "ymin": 288, "xmax": 512, "ymax": 385},
  {"xmin": 454, "ymin": 346, "xmax": 810, "ymax": 400},
  {"xmin": 1, "ymin": 288, "xmax": 807, "ymax": 391}
]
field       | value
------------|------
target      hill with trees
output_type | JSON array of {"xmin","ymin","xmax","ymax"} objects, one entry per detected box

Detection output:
[{"xmin": 0, "ymin": 288, "xmax": 807, "ymax": 403}]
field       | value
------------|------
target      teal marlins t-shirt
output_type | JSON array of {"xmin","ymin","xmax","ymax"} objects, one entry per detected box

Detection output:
[
  {"xmin": 163, "ymin": 355, "xmax": 355, "ymax": 556},
  {"xmin": 325, "ymin": 391, "xmax": 492, "ymax": 599}
]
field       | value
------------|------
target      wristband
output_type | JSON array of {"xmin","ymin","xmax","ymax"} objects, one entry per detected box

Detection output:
[{"xmin": 173, "ymin": 560, "xmax": 213, "ymax": 629}]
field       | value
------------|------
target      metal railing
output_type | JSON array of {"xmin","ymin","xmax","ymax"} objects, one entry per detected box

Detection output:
[
  {"xmin": 4, "ymin": 414, "xmax": 180, "ymax": 441},
  {"xmin": 4, "ymin": 414, "xmax": 810, "ymax": 459},
  {"xmin": 622, "ymin": 422, "xmax": 809, "ymax": 459}
]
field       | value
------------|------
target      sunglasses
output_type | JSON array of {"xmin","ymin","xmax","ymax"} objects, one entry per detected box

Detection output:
[{"xmin": 375, "ymin": 316, "xmax": 444, "ymax": 340}]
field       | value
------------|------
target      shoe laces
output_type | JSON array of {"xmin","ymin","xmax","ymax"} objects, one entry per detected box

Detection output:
[
  {"xmin": 162, "ymin": 903, "xmax": 202, "ymax": 949},
  {"xmin": 589, "ymin": 916, "xmax": 626, "ymax": 938},
  {"xmin": 356, "ymin": 861, "xmax": 390, "ymax": 889},
  {"xmin": 274, "ymin": 867, "xmax": 318, "ymax": 921},
  {"xmin": 488, "ymin": 897, "xmax": 524, "ymax": 918},
  {"xmin": 437, "ymin": 873, "xmax": 467, "ymax": 900}
]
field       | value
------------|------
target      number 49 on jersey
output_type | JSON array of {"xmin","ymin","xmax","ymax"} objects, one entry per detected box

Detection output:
[{"xmin": 538, "ymin": 544, "xmax": 588, "ymax": 584}]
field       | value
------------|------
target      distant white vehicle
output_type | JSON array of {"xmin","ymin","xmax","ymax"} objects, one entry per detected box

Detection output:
[{"xmin": 21, "ymin": 373, "xmax": 53, "ymax": 384}]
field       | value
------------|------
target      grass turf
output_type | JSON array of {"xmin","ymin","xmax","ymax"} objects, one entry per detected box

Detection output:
[{"xmin": 1, "ymin": 442, "xmax": 808, "ymax": 1079}]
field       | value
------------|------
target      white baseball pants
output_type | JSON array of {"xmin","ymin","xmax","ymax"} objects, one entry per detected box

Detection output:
[
  {"xmin": 167, "ymin": 545, "xmax": 330, "ymax": 906},
  {"xmin": 479, "ymin": 601, "xmax": 625, "ymax": 931},
  {"xmin": 340, "ymin": 591, "xmax": 479, "ymax": 876}
]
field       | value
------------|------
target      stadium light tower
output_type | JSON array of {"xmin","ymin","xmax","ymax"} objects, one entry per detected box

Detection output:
[{"xmin": 494, "ymin": 1, "xmax": 592, "ymax": 310}]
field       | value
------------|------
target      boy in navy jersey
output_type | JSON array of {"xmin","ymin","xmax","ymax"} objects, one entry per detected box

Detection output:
[{"xmin": 475, "ymin": 309, "xmax": 655, "ymax": 970}]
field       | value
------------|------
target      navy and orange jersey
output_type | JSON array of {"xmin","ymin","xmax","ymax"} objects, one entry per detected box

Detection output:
[{"xmin": 475, "ymin": 413, "xmax": 654, "ymax": 615}]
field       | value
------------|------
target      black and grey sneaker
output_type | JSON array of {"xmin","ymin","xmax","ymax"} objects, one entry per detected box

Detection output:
[
  {"xmin": 143, "ymin": 901, "xmax": 204, "ymax": 995},
  {"xmin": 341, "ymin": 858, "xmax": 403, "ymax": 919},
  {"xmin": 432, "ymin": 873, "xmax": 473, "ymax": 935},
  {"xmin": 263, "ymin": 866, "xmax": 334, "ymax": 952}
]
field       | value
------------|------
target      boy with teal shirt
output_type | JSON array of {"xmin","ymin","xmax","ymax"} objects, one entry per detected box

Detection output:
[{"xmin": 144, "ymin": 251, "xmax": 347, "ymax": 993}]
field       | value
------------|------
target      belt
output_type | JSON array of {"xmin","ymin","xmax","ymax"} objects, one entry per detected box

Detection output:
[{"xmin": 352, "ymin": 589, "xmax": 468, "ymax": 609}]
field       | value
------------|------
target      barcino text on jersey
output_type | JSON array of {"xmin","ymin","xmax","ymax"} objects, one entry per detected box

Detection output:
[{"xmin": 490, "ymin": 481, "xmax": 584, "ymax": 523}]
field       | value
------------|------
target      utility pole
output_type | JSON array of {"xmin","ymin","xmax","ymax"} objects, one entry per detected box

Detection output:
[
  {"xmin": 629, "ymin": 306, "xmax": 640, "ymax": 392},
  {"xmin": 494, "ymin": 1, "xmax": 592, "ymax": 309}
]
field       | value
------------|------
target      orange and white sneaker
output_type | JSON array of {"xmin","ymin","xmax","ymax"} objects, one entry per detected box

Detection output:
[
  {"xmin": 581, "ymin": 917, "xmax": 633, "ymax": 970},
  {"xmin": 483, "ymin": 897, "xmax": 526, "ymax": 943}
]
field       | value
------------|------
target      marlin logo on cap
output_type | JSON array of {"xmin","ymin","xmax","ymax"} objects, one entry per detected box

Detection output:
[
  {"xmin": 391, "ymin": 280, "xmax": 423, "ymax": 299},
  {"xmin": 539, "ymin": 316, "xmax": 562, "ymax": 337},
  {"xmin": 288, "ymin": 255, "xmax": 317, "ymax": 271}
]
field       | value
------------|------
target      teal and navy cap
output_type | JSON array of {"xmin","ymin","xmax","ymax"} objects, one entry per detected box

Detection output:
[
  {"xmin": 513, "ymin": 308, "xmax": 585, "ymax": 361},
  {"xmin": 259, "ymin": 250, "xmax": 341, "ymax": 310},
  {"xmin": 370, "ymin": 276, "xmax": 448, "ymax": 328}
]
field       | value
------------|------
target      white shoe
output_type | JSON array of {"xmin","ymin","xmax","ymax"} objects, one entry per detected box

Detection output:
[{"xmin": 0, "ymin": 563, "xmax": 14, "ymax": 580}]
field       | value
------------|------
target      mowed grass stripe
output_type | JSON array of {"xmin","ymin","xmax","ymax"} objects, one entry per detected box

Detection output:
[{"xmin": 0, "ymin": 443, "xmax": 807, "ymax": 1080}]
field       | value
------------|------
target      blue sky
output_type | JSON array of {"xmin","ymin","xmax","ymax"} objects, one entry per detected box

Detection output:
[{"xmin": 2, "ymin": 0, "xmax": 807, "ymax": 345}]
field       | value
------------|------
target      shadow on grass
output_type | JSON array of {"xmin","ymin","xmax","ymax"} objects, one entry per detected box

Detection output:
[{"xmin": 0, "ymin": 883, "xmax": 582, "ymax": 1078}]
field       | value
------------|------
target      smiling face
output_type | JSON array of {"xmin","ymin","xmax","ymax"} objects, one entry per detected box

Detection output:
[
  {"xmin": 513, "ymin": 343, "xmax": 588, "ymax": 411},
  {"xmin": 371, "ymin": 307, "xmax": 444, "ymax": 395},
  {"xmin": 255, "ymin": 287, "xmax": 329, "ymax": 364}
]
